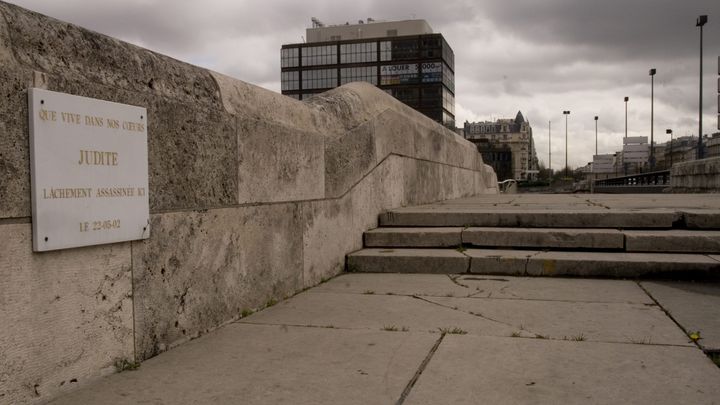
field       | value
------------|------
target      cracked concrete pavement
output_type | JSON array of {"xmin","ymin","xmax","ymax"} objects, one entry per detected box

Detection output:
[{"xmin": 49, "ymin": 274, "xmax": 720, "ymax": 404}]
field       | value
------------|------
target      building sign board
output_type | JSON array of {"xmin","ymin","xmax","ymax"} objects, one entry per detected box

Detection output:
[
  {"xmin": 380, "ymin": 63, "xmax": 419, "ymax": 85},
  {"xmin": 420, "ymin": 62, "xmax": 442, "ymax": 83},
  {"xmin": 28, "ymin": 88, "xmax": 150, "ymax": 251}
]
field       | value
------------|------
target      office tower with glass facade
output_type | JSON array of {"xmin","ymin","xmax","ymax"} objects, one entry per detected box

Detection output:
[{"xmin": 281, "ymin": 19, "xmax": 455, "ymax": 127}]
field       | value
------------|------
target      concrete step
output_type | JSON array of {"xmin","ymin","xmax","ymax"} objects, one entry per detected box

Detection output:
[
  {"xmin": 364, "ymin": 227, "xmax": 462, "ymax": 248},
  {"xmin": 463, "ymin": 227, "xmax": 624, "ymax": 249},
  {"xmin": 347, "ymin": 248, "xmax": 469, "ymax": 274},
  {"xmin": 364, "ymin": 227, "xmax": 720, "ymax": 253},
  {"xmin": 347, "ymin": 248, "xmax": 720, "ymax": 278},
  {"xmin": 379, "ymin": 209, "xmax": 680, "ymax": 229},
  {"xmin": 625, "ymin": 230, "xmax": 720, "ymax": 253}
]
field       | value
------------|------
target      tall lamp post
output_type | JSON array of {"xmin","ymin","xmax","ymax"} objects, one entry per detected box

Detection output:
[
  {"xmin": 594, "ymin": 116, "xmax": 599, "ymax": 156},
  {"xmin": 666, "ymin": 129, "xmax": 673, "ymax": 168},
  {"xmin": 696, "ymin": 15, "xmax": 708, "ymax": 160},
  {"xmin": 623, "ymin": 97, "xmax": 629, "ymax": 174},
  {"xmin": 563, "ymin": 111, "xmax": 570, "ymax": 178},
  {"xmin": 649, "ymin": 68, "xmax": 656, "ymax": 170}
]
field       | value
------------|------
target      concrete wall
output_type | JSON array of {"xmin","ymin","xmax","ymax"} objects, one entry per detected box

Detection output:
[
  {"xmin": 0, "ymin": 3, "xmax": 497, "ymax": 404},
  {"xmin": 670, "ymin": 157, "xmax": 720, "ymax": 193}
]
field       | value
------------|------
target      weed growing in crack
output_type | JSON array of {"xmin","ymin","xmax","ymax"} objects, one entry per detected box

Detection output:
[
  {"xmin": 265, "ymin": 298, "xmax": 278, "ymax": 308},
  {"xmin": 628, "ymin": 336, "xmax": 653, "ymax": 345},
  {"xmin": 455, "ymin": 246, "xmax": 467, "ymax": 253},
  {"xmin": 534, "ymin": 334, "xmax": 548, "ymax": 339},
  {"xmin": 114, "ymin": 358, "xmax": 140, "ymax": 373},
  {"xmin": 363, "ymin": 290, "xmax": 375, "ymax": 295},
  {"xmin": 382, "ymin": 325, "xmax": 402, "ymax": 332},
  {"xmin": 240, "ymin": 308, "xmax": 254, "ymax": 318},
  {"xmin": 572, "ymin": 333, "xmax": 586, "ymax": 342},
  {"xmin": 689, "ymin": 331, "xmax": 703, "ymax": 343},
  {"xmin": 511, "ymin": 331, "xmax": 521, "ymax": 338},
  {"xmin": 439, "ymin": 327, "xmax": 468, "ymax": 335}
]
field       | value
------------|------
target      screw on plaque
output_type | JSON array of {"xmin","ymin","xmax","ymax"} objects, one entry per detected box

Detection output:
[
  {"xmin": 44, "ymin": 236, "xmax": 48, "ymax": 241},
  {"xmin": 41, "ymin": 100, "xmax": 44, "ymax": 104}
]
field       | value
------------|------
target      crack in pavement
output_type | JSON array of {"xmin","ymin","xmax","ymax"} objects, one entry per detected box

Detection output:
[
  {"xmin": 395, "ymin": 333, "xmax": 445, "ymax": 405},
  {"xmin": 411, "ymin": 294, "xmax": 538, "ymax": 334},
  {"xmin": 636, "ymin": 281, "xmax": 703, "ymax": 351}
]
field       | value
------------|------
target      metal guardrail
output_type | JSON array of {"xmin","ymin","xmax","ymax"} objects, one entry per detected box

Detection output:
[
  {"xmin": 594, "ymin": 170, "xmax": 670, "ymax": 188},
  {"xmin": 498, "ymin": 179, "xmax": 518, "ymax": 194}
]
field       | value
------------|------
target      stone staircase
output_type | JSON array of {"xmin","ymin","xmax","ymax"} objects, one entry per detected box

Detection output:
[{"xmin": 347, "ymin": 197, "xmax": 720, "ymax": 278}]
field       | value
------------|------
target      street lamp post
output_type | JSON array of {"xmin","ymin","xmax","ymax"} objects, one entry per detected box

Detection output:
[
  {"xmin": 696, "ymin": 15, "xmax": 708, "ymax": 160},
  {"xmin": 563, "ymin": 111, "xmax": 570, "ymax": 178},
  {"xmin": 649, "ymin": 68, "xmax": 656, "ymax": 170},
  {"xmin": 594, "ymin": 116, "xmax": 598, "ymax": 156},
  {"xmin": 623, "ymin": 97, "xmax": 629, "ymax": 175},
  {"xmin": 666, "ymin": 129, "xmax": 673, "ymax": 168}
]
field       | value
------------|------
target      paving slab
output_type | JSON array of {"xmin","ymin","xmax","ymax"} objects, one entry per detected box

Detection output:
[
  {"xmin": 625, "ymin": 230, "xmax": 720, "ymax": 253},
  {"xmin": 405, "ymin": 335, "xmax": 720, "ymax": 405},
  {"xmin": 311, "ymin": 273, "xmax": 476, "ymax": 297},
  {"xmin": 240, "ymin": 291, "xmax": 517, "ymax": 337},
  {"xmin": 426, "ymin": 296, "xmax": 689, "ymax": 345},
  {"xmin": 463, "ymin": 227, "xmax": 624, "ymax": 249},
  {"xmin": 347, "ymin": 248, "xmax": 469, "ymax": 273},
  {"xmin": 49, "ymin": 323, "xmax": 437, "ymax": 405},
  {"xmin": 642, "ymin": 281, "xmax": 720, "ymax": 351},
  {"xmin": 529, "ymin": 251, "xmax": 720, "ymax": 278},
  {"xmin": 312, "ymin": 273, "xmax": 652, "ymax": 303},
  {"xmin": 364, "ymin": 227, "xmax": 462, "ymax": 247},
  {"xmin": 454, "ymin": 275, "xmax": 653, "ymax": 304}
]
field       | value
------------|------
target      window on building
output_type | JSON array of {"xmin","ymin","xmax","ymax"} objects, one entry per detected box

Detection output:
[
  {"xmin": 386, "ymin": 29, "xmax": 398, "ymax": 37},
  {"xmin": 281, "ymin": 48, "xmax": 299, "ymax": 68},
  {"xmin": 380, "ymin": 41, "xmax": 392, "ymax": 61},
  {"xmin": 340, "ymin": 66, "xmax": 377, "ymax": 85},
  {"xmin": 281, "ymin": 71, "xmax": 299, "ymax": 91},
  {"xmin": 388, "ymin": 87, "xmax": 420, "ymax": 108},
  {"xmin": 340, "ymin": 42, "xmax": 377, "ymax": 64},
  {"xmin": 301, "ymin": 69, "xmax": 338, "ymax": 89},
  {"xmin": 301, "ymin": 45, "xmax": 337, "ymax": 66},
  {"xmin": 442, "ymin": 87, "xmax": 454, "ymax": 116},
  {"xmin": 391, "ymin": 39, "xmax": 419, "ymax": 60},
  {"xmin": 420, "ymin": 86, "xmax": 441, "ymax": 107}
]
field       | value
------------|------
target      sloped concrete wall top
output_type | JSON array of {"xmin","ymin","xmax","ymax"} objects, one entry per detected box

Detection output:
[{"xmin": 0, "ymin": 2, "xmax": 497, "ymax": 404}]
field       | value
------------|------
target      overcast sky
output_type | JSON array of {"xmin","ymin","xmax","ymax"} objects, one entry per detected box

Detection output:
[{"xmin": 10, "ymin": 0, "xmax": 720, "ymax": 169}]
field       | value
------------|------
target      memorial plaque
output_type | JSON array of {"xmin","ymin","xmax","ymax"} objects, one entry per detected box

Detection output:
[{"xmin": 28, "ymin": 88, "xmax": 149, "ymax": 251}]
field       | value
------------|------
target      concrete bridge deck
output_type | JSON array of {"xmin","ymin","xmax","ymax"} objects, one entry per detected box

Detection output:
[{"xmin": 49, "ymin": 273, "xmax": 720, "ymax": 404}]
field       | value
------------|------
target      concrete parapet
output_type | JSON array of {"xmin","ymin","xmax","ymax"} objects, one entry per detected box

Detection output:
[
  {"xmin": 0, "ymin": 2, "xmax": 496, "ymax": 404},
  {"xmin": 670, "ymin": 157, "xmax": 720, "ymax": 193}
]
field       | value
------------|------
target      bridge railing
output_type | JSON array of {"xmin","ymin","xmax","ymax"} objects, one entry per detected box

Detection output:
[{"xmin": 594, "ymin": 170, "xmax": 671, "ymax": 189}]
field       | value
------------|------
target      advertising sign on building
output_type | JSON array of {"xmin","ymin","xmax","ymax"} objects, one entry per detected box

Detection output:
[
  {"xmin": 420, "ymin": 62, "xmax": 442, "ymax": 83},
  {"xmin": 380, "ymin": 63, "xmax": 419, "ymax": 85},
  {"xmin": 28, "ymin": 88, "xmax": 150, "ymax": 251}
]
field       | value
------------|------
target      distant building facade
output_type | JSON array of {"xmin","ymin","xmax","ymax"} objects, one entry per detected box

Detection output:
[
  {"xmin": 281, "ymin": 18, "xmax": 455, "ymax": 127},
  {"xmin": 463, "ymin": 112, "xmax": 538, "ymax": 181}
]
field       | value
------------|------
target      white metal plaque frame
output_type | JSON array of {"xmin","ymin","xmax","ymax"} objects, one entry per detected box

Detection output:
[{"xmin": 28, "ymin": 88, "xmax": 150, "ymax": 251}]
